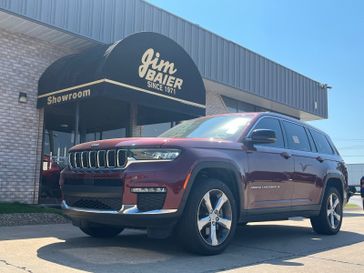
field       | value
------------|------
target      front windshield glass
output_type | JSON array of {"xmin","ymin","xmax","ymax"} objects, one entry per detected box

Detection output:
[{"xmin": 159, "ymin": 114, "xmax": 255, "ymax": 141}]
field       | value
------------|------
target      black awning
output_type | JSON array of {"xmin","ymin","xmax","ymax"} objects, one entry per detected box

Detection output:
[{"xmin": 38, "ymin": 32, "xmax": 206, "ymax": 117}]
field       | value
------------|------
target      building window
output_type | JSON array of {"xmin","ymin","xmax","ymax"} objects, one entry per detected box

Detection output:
[
  {"xmin": 140, "ymin": 122, "xmax": 174, "ymax": 137},
  {"xmin": 222, "ymin": 96, "xmax": 267, "ymax": 113}
]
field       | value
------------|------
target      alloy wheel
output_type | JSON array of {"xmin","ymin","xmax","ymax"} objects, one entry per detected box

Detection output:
[
  {"xmin": 196, "ymin": 189, "xmax": 232, "ymax": 246},
  {"xmin": 326, "ymin": 192, "xmax": 342, "ymax": 229}
]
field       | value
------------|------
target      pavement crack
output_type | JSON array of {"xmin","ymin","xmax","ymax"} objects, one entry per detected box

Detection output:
[
  {"xmin": 307, "ymin": 256, "xmax": 364, "ymax": 267},
  {"xmin": 232, "ymin": 243, "xmax": 294, "ymax": 255},
  {"xmin": 201, "ymin": 253, "xmax": 296, "ymax": 273},
  {"xmin": 0, "ymin": 259, "xmax": 34, "ymax": 273}
]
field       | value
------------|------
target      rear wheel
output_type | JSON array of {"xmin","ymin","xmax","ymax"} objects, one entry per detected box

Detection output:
[
  {"xmin": 177, "ymin": 178, "xmax": 237, "ymax": 255},
  {"xmin": 310, "ymin": 187, "xmax": 343, "ymax": 235},
  {"xmin": 80, "ymin": 223, "xmax": 124, "ymax": 238}
]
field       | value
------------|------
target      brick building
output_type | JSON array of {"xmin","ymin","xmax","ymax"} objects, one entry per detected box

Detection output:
[{"xmin": 0, "ymin": 0, "xmax": 328, "ymax": 204}]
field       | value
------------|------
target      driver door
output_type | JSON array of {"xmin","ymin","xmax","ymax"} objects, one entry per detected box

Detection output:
[{"xmin": 245, "ymin": 117, "xmax": 294, "ymax": 209}]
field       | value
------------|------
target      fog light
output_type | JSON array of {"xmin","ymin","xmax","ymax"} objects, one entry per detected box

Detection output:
[{"xmin": 130, "ymin": 187, "xmax": 167, "ymax": 193}]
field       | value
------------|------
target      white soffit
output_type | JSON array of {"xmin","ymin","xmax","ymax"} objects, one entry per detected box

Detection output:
[{"xmin": 0, "ymin": 10, "xmax": 97, "ymax": 50}]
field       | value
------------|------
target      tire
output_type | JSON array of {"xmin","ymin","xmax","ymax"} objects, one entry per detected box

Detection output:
[
  {"xmin": 80, "ymin": 223, "xmax": 124, "ymax": 238},
  {"xmin": 176, "ymin": 178, "xmax": 237, "ymax": 255},
  {"xmin": 310, "ymin": 187, "xmax": 343, "ymax": 235}
]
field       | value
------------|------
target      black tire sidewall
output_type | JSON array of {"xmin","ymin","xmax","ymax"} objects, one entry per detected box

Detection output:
[{"xmin": 178, "ymin": 178, "xmax": 238, "ymax": 255}]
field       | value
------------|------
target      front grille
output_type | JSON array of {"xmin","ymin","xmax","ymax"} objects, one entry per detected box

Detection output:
[
  {"xmin": 65, "ymin": 196, "xmax": 122, "ymax": 211},
  {"xmin": 137, "ymin": 193, "xmax": 166, "ymax": 211},
  {"xmin": 69, "ymin": 149, "xmax": 127, "ymax": 169}
]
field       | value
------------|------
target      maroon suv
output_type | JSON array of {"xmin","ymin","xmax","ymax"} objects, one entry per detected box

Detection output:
[{"xmin": 61, "ymin": 112, "xmax": 348, "ymax": 255}]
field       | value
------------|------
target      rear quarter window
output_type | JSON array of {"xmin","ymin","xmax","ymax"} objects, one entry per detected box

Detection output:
[{"xmin": 309, "ymin": 129, "xmax": 334, "ymax": 155}]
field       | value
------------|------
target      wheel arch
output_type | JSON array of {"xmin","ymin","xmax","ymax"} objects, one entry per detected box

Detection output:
[
  {"xmin": 179, "ymin": 161, "xmax": 245, "ymax": 217},
  {"xmin": 321, "ymin": 172, "xmax": 347, "ymax": 205}
]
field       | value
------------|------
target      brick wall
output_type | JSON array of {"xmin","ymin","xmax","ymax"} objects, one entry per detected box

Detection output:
[
  {"xmin": 205, "ymin": 88, "xmax": 229, "ymax": 115},
  {"xmin": 0, "ymin": 28, "xmax": 77, "ymax": 204}
]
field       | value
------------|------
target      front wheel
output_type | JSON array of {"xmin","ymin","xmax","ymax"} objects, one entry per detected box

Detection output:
[
  {"xmin": 310, "ymin": 187, "xmax": 343, "ymax": 235},
  {"xmin": 177, "ymin": 178, "xmax": 237, "ymax": 255},
  {"xmin": 80, "ymin": 223, "xmax": 124, "ymax": 238}
]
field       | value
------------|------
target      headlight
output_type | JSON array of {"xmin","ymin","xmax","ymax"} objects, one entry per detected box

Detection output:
[{"xmin": 128, "ymin": 148, "xmax": 181, "ymax": 161}]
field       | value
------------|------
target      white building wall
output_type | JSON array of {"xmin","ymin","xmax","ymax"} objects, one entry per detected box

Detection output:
[{"xmin": 347, "ymin": 164, "xmax": 364, "ymax": 186}]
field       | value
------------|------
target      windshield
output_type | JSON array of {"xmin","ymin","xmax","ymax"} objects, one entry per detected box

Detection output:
[{"xmin": 159, "ymin": 114, "xmax": 255, "ymax": 141}]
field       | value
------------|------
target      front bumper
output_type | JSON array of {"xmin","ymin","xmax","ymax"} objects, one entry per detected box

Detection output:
[{"xmin": 62, "ymin": 200, "xmax": 180, "ymax": 228}]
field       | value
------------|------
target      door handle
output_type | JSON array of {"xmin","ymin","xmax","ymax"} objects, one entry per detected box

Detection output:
[
  {"xmin": 280, "ymin": 152, "xmax": 291, "ymax": 159},
  {"xmin": 316, "ymin": 156, "xmax": 324, "ymax": 163}
]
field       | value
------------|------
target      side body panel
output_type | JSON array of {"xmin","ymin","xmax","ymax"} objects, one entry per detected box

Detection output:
[{"xmin": 245, "ymin": 146, "xmax": 294, "ymax": 209}]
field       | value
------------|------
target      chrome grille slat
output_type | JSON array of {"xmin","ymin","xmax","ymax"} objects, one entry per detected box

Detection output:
[
  {"xmin": 81, "ymin": 151, "xmax": 88, "ymax": 168},
  {"xmin": 117, "ymin": 149, "xmax": 127, "ymax": 168},
  {"xmin": 106, "ymin": 150, "xmax": 115, "ymax": 168},
  {"xmin": 69, "ymin": 149, "xmax": 127, "ymax": 170},
  {"xmin": 97, "ymin": 150, "xmax": 106, "ymax": 168},
  {"xmin": 75, "ymin": 152, "xmax": 81, "ymax": 168},
  {"xmin": 89, "ymin": 151, "xmax": 96, "ymax": 168}
]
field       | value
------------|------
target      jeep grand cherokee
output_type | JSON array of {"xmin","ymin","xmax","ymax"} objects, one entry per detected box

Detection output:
[{"xmin": 60, "ymin": 112, "xmax": 348, "ymax": 255}]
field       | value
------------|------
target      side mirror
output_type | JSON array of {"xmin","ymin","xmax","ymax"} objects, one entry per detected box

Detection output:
[{"xmin": 244, "ymin": 129, "xmax": 276, "ymax": 146}]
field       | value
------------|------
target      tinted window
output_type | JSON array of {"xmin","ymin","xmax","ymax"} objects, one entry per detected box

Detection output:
[
  {"xmin": 253, "ymin": 117, "xmax": 284, "ymax": 148},
  {"xmin": 310, "ymin": 129, "xmax": 334, "ymax": 154},
  {"xmin": 282, "ymin": 121, "xmax": 311, "ymax": 152}
]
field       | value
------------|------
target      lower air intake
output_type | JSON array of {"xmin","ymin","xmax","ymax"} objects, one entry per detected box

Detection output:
[
  {"xmin": 137, "ymin": 193, "xmax": 166, "ymax": 211},
  {"xmin": 65, "ymin": 196, "xmax": 122, "ymax": 211}
]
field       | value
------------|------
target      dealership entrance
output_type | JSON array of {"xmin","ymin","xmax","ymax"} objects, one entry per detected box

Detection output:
[{"xmin": 37, "ymin": 32, "xmax": 206, "ymax": 203}]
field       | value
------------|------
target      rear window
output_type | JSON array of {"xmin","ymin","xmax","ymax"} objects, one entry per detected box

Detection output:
[
  {"xmin": 282, "ymin": 121, "xmax": 311, "ymax": 152},
  {"xmin": 309, "ymin": 129, "xmax": 334, "ymax": 155}
]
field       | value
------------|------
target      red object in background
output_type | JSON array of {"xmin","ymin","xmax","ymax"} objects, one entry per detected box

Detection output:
[{"xmin": 41, "ymin": 154, "xmax": 62, "ymax": 199}]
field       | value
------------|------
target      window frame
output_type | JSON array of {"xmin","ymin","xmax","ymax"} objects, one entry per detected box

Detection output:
[
  {"xmin": 306, "ymin": 127, "xmax": 318, "ymax": 153},
  {"xmin": 247, "ymin": 116, "xmax": 286, "ymax": 149},
  {"xmin": 281, "ymin": 119, "xmax": 313, "ymax": 152},
  {"xmin": 308, "ymin": 128, "xmax": 335, "ymax": 155}
]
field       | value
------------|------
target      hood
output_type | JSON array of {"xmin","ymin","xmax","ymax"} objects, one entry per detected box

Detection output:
[{"xmin": 69, "ymin": 137, "xmax": 240, "ymax": 151}]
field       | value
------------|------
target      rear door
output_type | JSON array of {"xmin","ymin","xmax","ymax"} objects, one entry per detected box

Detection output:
[
  {"xmin": 281, "ymin": 121, "xmax": 323, "ymax": 207},
  {"xmin": 308, "ymin": 128, "xmax": 338, "ymax": 204},
  {"xmin": 246, "ymin": 117, "xmax": 294, "ymax": 209}
]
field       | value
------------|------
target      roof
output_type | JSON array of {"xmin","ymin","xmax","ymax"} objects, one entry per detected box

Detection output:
[{"xmin": 0, "ymin": 0, "xmax": 328, "ymax": 120}]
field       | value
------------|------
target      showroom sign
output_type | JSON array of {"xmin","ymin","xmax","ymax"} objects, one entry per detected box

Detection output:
[{"xmin": 47, "ymin": 89, "xmax": 91, "ymax": 105}]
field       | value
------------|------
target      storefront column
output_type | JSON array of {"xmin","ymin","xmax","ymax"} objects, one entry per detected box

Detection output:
[
  {"xmin": 128, "ymin": 103, "xmax": 140, "ymax": 137},
  {"xmin": 74, "ymin": 102, "xmax": 80, "ymax": 144}
]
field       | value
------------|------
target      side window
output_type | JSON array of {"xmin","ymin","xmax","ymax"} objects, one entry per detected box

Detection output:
[
  {"xmin": 309, "ymin": 129, "xmax": 334, "ymax": 154},
  {"xmin": 306, "ymin": 128, "xmax": 317, "ymax": 152},
  {"xmin": 282, "ymin": 121, "xmax": 311, "ymax": 152},
  {"xmin": 253, "ymin": 117, "xmax": 284, "ymax": 148}
]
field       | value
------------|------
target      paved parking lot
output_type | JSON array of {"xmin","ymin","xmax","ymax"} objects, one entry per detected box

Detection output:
[{"xmin": 0, "ymin": 209, "xmax": 363, "ymax": 273}]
